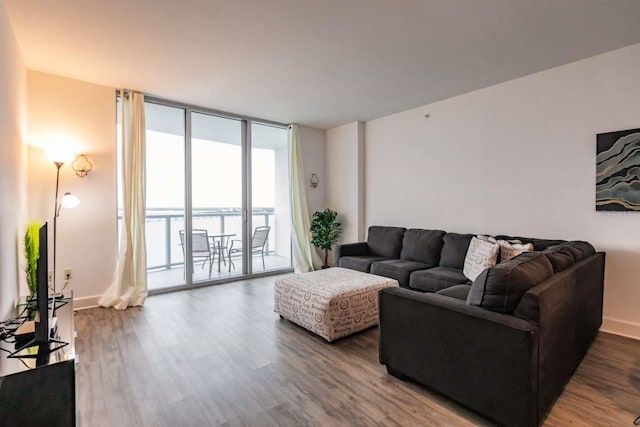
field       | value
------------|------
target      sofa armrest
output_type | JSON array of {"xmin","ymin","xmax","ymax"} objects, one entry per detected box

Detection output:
[
  {"xmin": 334, "ymin": 242, "xmax": 369, "ymax": 264},
  {"xmin": 379, "ymin": 287, "xmax": 539, "ymax": 427},
  {"xmin": 512, "ymin": 252, "xmax": 605, "ymax": 421}
]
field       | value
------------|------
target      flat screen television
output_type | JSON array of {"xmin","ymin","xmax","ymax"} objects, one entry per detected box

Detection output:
[
  {"xmin": 10, "ymin": 221, "xmax": 67, "ymax": 357},
  {"xmin": 34, "ymin": 221, "xmax": 50, "ymax": 343}
]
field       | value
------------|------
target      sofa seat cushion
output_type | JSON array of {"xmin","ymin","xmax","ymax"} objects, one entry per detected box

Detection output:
[
  {"xmin": 436, "ymin": 284, "xmax": 472, "ymax": 300},
  {"xmin": 439, "ymin": 233, "xmax": 474, "ymax": 269},
  {"xmin": 400, "ymin": 228, "xmax": 446, "ymax": 266},
  {"xmin": 370, "ymin": 259, "xmax": 431, "ymax": 287},
  {"xmin": 367, "ymin": 226, "xmax": 406, "ymax": 259},
  {"xmin": 467, "ymin": 252, "xmax": 553, "ymax": 314},
  {"xmin": 339, "ymin": 256, "xmax": 388, "ymax": 273},
  {"xmin": 409, "ymin": 267, "xmax": 471, "ymax": 293}
]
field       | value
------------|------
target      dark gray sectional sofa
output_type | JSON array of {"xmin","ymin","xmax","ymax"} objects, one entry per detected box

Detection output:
[{"xmin": 334, "ymin": 226, "xmax": 605, "ymax": 427}]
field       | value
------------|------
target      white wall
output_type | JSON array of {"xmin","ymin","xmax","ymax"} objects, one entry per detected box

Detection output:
[
  {"xmin": 27, "ymin": 71, "xmax": 116, "ymax": 309},
  {"xmin": 363, "ymin": 43, "xmax": 640, "ymax": 339},
  {"xmin": 297, "ymin": 125, "xmax": 327, "ymax": 264},
  {"xmin": 298, "ymin": 125, "xmax": 327, "ymax": 216},
  {"xmin": 327, "ymin": 121, "xmax": 365, "ymax": 246},
  {"xmin": 0, "ymin": 0, "xmax": 27, "ymax": 319}
]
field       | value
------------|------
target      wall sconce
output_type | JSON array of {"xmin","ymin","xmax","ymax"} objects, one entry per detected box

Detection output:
[
  {"xmin": 72, "ymin": 154, "xmax": 93, "ymax": 177},
  {"xmin": 310, "ymin": 173, "xmax": 319, "ymax": 188}
]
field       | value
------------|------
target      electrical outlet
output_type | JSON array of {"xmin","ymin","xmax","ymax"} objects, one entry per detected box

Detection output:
[
  {"xmin": 48, "ymin": 270, "xmax": 53, "ymax": 285},
  {"xmin": 64, "ymin": 268, "xmax": 72, "ymax": 280}
]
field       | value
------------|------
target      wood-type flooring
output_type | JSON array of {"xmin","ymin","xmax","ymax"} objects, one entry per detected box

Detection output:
[{"xmin": 75, "ymin": 275, "xmax": 640, "ymax": 426}]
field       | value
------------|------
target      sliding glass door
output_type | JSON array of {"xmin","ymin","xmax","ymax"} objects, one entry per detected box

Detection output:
[
  {"xmin": 118, "ymin": 96, "xmax": 292, "ymax": 292},
  {"xmin": 191, "ymin": 112, "xmax": 244, "ymax": 282}
]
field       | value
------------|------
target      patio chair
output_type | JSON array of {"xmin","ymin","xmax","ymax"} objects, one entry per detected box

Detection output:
[
  {"xmin": 228, "ymin": 226, "xmax": 271, "ymax": 272},
  {"xmin": 179, "ymin": 229, "xmax": 222, "ymax": 278}
]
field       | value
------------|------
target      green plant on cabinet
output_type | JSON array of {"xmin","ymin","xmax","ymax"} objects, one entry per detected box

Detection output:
[{"xmin": 24, "ymin": 221, "xmax": 40, "ymax": 299}]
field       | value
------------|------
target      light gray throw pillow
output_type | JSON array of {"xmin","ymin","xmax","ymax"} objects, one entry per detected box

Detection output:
[{"xmin": 463, "ymin": 235, "xmax": 499, "ymax": 281}]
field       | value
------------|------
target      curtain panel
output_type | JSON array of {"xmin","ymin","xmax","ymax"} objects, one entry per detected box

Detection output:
[
  {"xmin": 99, "ymin": 91, "xmax": 148, "ymax": 309},
  {"xmin": 289, "ymin": 124, "xmax": 321, "ymax": 272}
]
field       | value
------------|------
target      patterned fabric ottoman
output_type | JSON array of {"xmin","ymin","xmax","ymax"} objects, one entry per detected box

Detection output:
[{"xmin": 274, "ymin": 267, "xmax": 399, "ymax": 342}]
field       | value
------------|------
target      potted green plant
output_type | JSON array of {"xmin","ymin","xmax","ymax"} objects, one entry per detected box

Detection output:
[
  {"xmin": 310, "ymin": 208, "xmax": 342, "ymax": 269},
  {"xmin": 24, "ymin": 221, "xmax": 40, "ymax": 300}
]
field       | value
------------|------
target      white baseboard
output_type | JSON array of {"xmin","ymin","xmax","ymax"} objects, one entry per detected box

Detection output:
[
  {"xmin": 601, "ymin": 317, "xmax": 640, "ymax": 341},
  {"xmin": 73, "ymin": 295, "xmax": 101, "ymax": 310}
]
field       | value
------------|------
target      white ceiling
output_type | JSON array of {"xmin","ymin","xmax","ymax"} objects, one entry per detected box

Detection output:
[{"xmin": 5, "ymin": 0, "xmax": 640, "ymax": 129}]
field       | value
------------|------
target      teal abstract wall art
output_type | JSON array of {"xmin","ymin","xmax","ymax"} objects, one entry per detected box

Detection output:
[{"xmin": 596, "ymin": 127, "xmax": 640, "ymax": 211}]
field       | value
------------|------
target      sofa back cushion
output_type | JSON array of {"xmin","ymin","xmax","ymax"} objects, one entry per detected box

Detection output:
[
  {"xmin": 530, "ymin": 239, "xmax": 567, "ymax": 251},
  {"xmin": 400, "ymin": 228, "xmax": 446, "ymax": 266},
  {"xmin": 467, "ymin": 252, "xmax": 554, "ymax": 314},
  {"xmin": 497, "ymin": 239, "xmax": 534, "ymax": 262},
  {"xmin": 563, "ymin": 241, "xmax": 595, "ymax": 262},
  {"xmin": 495, "ymin": 235, "xmax": 566, "ymax": 251},
  {"xmin": 543, "ymin": 241, "xmax": 595, "ymax": 273},
  {"xmin": 439, "ymin": 233, "xmax": 474, "ymax": 269},
  {"xmin": 543, "ymin": 244, "xmax": 576, "ymax": 273},
  {"xmin": 367, "ymin": 226, "xmax": 406, "ymax": 259}
]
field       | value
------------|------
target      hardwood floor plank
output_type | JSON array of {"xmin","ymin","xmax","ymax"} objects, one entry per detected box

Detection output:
[{"xmin": 75, "ymin": 275, "xmax": 640, "ymax": 426}]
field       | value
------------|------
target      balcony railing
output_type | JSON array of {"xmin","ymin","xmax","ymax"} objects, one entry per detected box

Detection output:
[{"xmin": 118, "ymin": 207, "xmax": 275, "ymax": 271}]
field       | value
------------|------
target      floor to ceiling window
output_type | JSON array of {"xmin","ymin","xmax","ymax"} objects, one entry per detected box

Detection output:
[
  {"xmin": 251, "ymin": 123, "xmax": 291, "ymax": 273},
  {"xmin": 117, "ymin": 96, "xmax": 292, "ymax": 292},
  {"xmin": 143, "ymin": 103, "xmax": 187, "ymax": 290}
]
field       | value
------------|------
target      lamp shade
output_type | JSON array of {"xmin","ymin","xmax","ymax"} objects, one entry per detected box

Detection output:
[
  {"xmin": 46, "ymin": 145, "xmax": 75, "ymax": 164},
  {"xmin": 60, "ymin": 193, "xmax": 80, "ymax": 209}
]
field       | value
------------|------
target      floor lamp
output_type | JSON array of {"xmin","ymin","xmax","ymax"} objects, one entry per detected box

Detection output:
[{"xmin": 47, "ymin": 149, "xmax": 80, "ymax": 293}]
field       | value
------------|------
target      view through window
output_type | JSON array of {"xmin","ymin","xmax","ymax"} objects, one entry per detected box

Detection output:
[{"xmin": 117, "ymin": 97, "xmax": 292, "ymax": 291}]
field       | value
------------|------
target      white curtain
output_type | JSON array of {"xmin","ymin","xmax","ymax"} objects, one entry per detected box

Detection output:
[
  {"xmin": 289, "ymin": 124, "xmax": 322, "ymax": 272},
  {"xmin": 99, "ymin": 91, "xmax": 148, "ymax": 309}
]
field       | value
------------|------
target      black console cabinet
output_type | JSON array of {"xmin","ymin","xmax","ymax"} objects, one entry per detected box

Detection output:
[{"xmin": 0, "ymin": 292, "xmax": 76, "ymax": 426}]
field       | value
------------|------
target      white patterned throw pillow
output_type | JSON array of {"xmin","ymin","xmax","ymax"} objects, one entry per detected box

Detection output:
[
  {"xmin": 498, "ymin": 239, "xmax": 534, "ymax": 262},
  {"xmin": 463, "ymin": 235, "xmax": 500, "ymax": 281}
]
